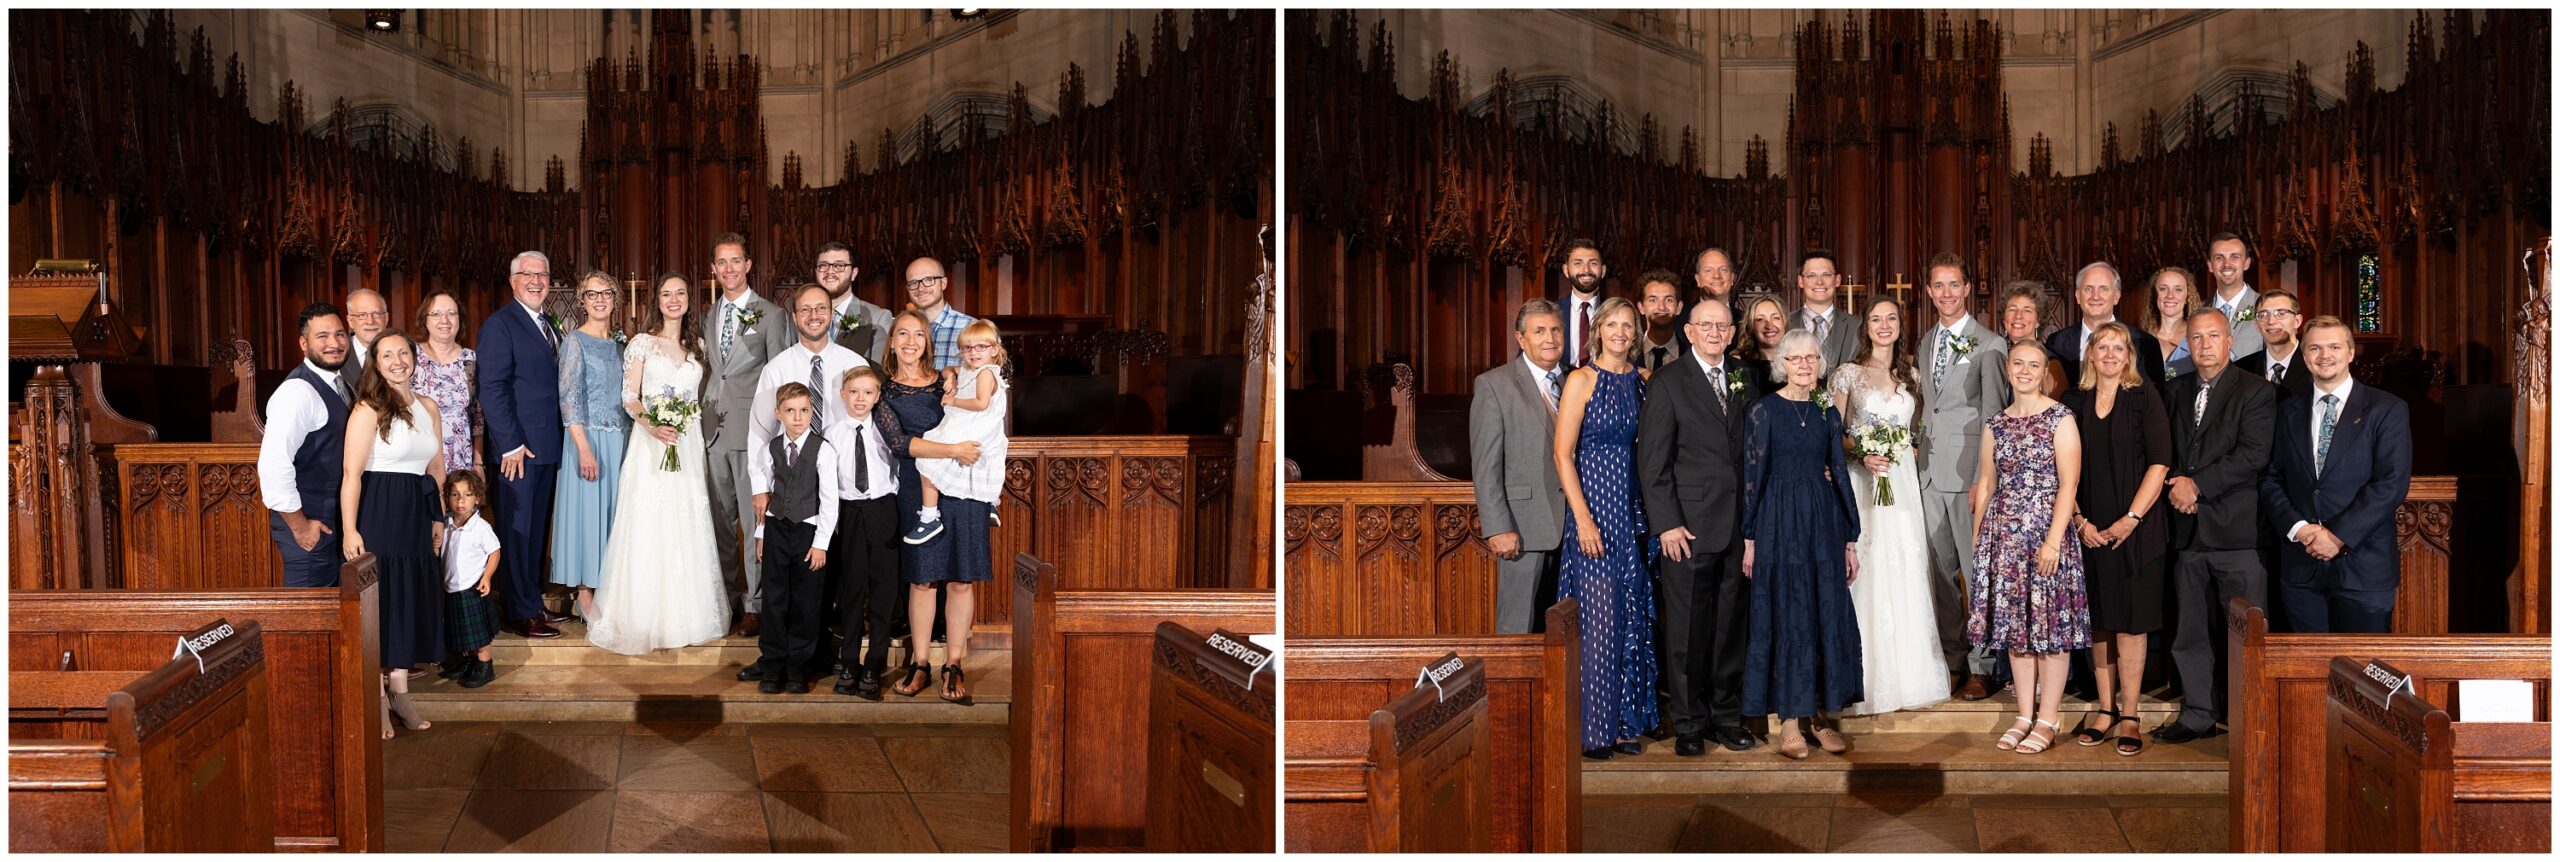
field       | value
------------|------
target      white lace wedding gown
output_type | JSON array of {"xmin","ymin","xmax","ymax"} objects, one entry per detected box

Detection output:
[
  {"xmin": 1833, "ymin": 365, "xmax": 1953, "ymax": 714},
  {"xmin": 587, "ymin": 334, "xmax": 731, "ymax": 656}
]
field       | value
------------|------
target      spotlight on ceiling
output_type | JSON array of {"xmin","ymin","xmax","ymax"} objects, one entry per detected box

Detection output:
[
  {"xmin": 951, "ymin": 9, "xmax": 989, "ymax": 20},
  {"xmin": 364, "ymin": 10, "xmax": 399, "ymax": 33}
]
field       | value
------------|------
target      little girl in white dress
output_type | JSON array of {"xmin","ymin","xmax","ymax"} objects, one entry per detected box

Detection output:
[{"xmin": 905, "ymin": 320, "xmax": 1010, "ymax": 544}]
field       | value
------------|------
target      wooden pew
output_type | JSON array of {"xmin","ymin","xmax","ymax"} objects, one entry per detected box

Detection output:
[
  {"xmin": 7, "ymin": 556, "xmax": 385, "ymax": 852},
  {"xmin": 1009, "ymin": 554, "xmax": 1276, "ymax": 852},
  {"xmin": 2225, "ymin": 597, "xmax": 2552, "ymax": 852},
  {"xmin": 9, "ymin": 620, "xmax": 276, "ymax": 852},
  {"xmin": 1142, "ymin": 622, "xmax": 1277, "ymax": 853},
  {"xmin": 2323, "ymin": 657, "xmax": 2552, "ymax": 853},
  {"xmin": 1284, "ymin": 600, "xmax": 1582, "ymax": 852},
  {"xmin": 1359, "ymin": 654, "xmax": 1494, "ymax": 852}
]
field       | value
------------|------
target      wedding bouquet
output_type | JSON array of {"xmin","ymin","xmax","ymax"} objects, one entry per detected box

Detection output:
[
  {"xmin": 642, "ymin": 386, "xmax": 701, "ymax": 471},
  {"xmin": 1846, "ymin": 418, "xmax": 1912, "ymax": 507}
]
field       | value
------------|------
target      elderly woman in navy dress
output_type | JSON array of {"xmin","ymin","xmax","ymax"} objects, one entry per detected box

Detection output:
[
  {"xmin": 1553, "ymin": 297, "xmax": 1659, "ymax": 760},
  {"xmin": 1740, "ymin": 330, "xmax": 1865, "ymax": 759}
]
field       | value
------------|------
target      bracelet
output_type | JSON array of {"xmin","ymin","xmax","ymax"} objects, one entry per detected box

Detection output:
[{"xmin": 2124, "ymin": 514, "xmax": 2142, "ymax": 523}]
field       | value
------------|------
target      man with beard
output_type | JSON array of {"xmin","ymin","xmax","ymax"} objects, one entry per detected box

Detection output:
[
  {"xmin": 2203, "ymin": 233, "xmax": 2264, "ymax": 360},
  {"xmin": 1635, "ymin": 270, "xmax": 1686, "ymax": 373},
  {"xmin": 1557, "ymin": 239, "xmax": 1607, "ymax": 368},
  {"xmin": 257, "ymin": 302, "xmax": 355, "ymax": 587},
  {"xmin": 2234, "ymin": 289, "xmax": 2312, "ymax": 402},
  {"xmin": 815, "ymin": 241, "xmax": 894, "ymax": 364},
  {"xmin": 344, "ymin": 288, "xmax": 389, "ymax": 375}
]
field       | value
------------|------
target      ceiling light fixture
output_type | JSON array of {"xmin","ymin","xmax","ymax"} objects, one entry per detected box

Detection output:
[{"xmin": 365, "ymin": 11, "xmax": 399, "ymax": 33}]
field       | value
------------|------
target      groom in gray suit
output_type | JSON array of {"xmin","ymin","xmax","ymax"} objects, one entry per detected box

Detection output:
[
  {"xmin": 701, "ymin": 232, "xmax": 795, "ymax": 641},
  {"xmin": 1470, "ymin": 299, "xmax": 1570, "ymax": 634},
  {"xmin": 1914, "ymin": 253, "xmax": 2010, "ymax": 699}
]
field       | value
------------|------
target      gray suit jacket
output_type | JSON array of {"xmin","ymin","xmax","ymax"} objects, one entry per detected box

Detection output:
[
  {"xmin": 1788, "ymin": 306, "xmax": 1861, "ymax": 376},
  {"xmin": 701, "ymin": 290, "xmax": 794, "ymax": 452},
  {"xmin": 832, "ymin": 293, "xmax": 895, "ymax": 365},
  {"xmin": 1914, "ymin": 317, "xmax": 2010, "ymax": 493},
  {"xmin": 2208, "ymin": 284, "xmax": 2265, "ymax": 360},
  {"xmin": 1470, "ymin": 356, "xmax": 1567, "ymax": 552}
]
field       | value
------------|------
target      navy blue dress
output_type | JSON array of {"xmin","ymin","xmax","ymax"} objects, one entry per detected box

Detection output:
[
  {"xmin": 1740, "ymin": 394, "xmax": 1866, "ymax": 719},
  {"xmin": 1556, "ymin": 364, "xmax": 1659, "ymax": 750},
  {"xmin": 877, "ymin": 374, "xmax": 994, "ymax": 585}
]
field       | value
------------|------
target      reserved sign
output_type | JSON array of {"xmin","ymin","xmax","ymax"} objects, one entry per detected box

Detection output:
[{"xmin": 1413, "ymin": 652, "xmax": 1463, "ymax": 702}]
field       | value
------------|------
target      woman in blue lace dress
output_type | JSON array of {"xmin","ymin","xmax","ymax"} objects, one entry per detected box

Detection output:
[
  {"xmin": 1741, "ymin": 330, "xmax": 1866, "ymax": 759},
  {"xmin": 1553, "ymin": 297, "xmax": 1658, "ymax": 760}
]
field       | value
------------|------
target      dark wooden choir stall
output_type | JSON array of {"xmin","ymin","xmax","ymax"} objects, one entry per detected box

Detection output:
[
  {"xmin": 2320, "ymin": 657, "xmax": 2550, "ymax": 853},
  {"xmin": 1285, "ymin": 10, "xmax": 2551, "ymax": 636}
]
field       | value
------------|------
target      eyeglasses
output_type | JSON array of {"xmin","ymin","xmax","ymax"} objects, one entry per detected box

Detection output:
[
  {"xmin": 905, "ymin": 275, "xmax": 948, "ymax": 289},
  {"xmin": 1688, "ymin": 322, "xmax": 1736, "ymax": 333},
  {"xmin": 1782, "ymin": 354, "xmax": 1823, "ymax": 364},
  {"xmin": 349, "ymin": 310, "xmax": 389, "ymax": 321},
  {"xmin": 814, "ymin": 262, "xmax": 855, "ymax": 272},
  {"xmin": 961, "ymin": 343, "xmax": 996, "ymax": 352},
  {"xmin": 424, "ymin": 310, "xmax": 461, "ymax": 320},
  {"xmin": 515, "ymin": 270, "xmax": 549, "ymax": 280},
  {"xmin": 579, "ymin": 289, "xmax": 616, "ymax": 300},
  {"xmin": 2257, "ymin": 309, "xmax": 2300, "ymax": 319}
]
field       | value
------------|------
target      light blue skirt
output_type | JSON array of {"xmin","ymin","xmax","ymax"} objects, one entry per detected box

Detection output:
[{"xmin": 548, "ymin": 426, "xmax": 626, "ymax": 589}]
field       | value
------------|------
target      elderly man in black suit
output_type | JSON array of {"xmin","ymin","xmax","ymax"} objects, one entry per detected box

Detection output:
[
  {"xmin": 1636, "ymin": 298, "xmax": 1762, "ymax": 755},
  {"xmin": 2258, "ymin": 315, "xmax": 2412, "ymax": 633},
  {"xmin": 2154, "ymin": 309, "xmax": 2277, "ymax": 743}
]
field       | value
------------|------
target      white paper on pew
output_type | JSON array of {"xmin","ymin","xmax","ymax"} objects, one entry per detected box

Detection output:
[{"xmin": 2456, "ymin": 679, "xmax": 2535, "ymax": 722}]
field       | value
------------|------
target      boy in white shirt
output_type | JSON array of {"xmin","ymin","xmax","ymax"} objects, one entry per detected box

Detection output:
[
  {"xmin": 826, "ymin": 367, "xmax": 902, "ymax": 699},
  {"xmin": 439, "ymin": 470, "xmax": 504, "ymax": 688}
]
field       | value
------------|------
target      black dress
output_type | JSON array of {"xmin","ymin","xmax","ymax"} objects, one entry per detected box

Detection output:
[{"xmin": 2061, "ymin": 385, "xmax": 2172, "ymax": 633}]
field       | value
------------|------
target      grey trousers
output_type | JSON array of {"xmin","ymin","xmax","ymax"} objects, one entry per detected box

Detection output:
[
  {"xmin": 1495, "ymin": 549, "xmax": 1556, "ymax": 635},
  {"xmin": 2170, "ymin": 550, "xmax": 2266, "ymax": 730},
  {"xmin": 1922, "ymin": 488, "xmax": 1998, "ymax": 674},
  {"xmin": 707, "ymin": 446, "xmax": 764, "ymax": 614}
]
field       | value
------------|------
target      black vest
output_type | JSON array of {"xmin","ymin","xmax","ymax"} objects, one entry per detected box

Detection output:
[
  {"xmin": 766, "ymin": 430, "xmax": 827, "ymax": 524},
  {"xmin": 286, "ymin": 363, "xmax": 352, "ymax": 524}
]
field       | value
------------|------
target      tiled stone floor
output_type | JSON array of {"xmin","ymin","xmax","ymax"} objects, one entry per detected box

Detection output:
[
  {"xmin": 1584, "ymin": 791, "xmax": 2229, "ymax": 853},
  {"xmin": 384, "ymin": 720, "xmax": 1007, "ymax": 852}
]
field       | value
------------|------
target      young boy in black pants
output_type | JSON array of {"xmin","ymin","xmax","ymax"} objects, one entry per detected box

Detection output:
[
  {"xmin": 828, "ymin": 367, "xmax": 902, "ymax": 699},
  {"xmin": 749, "ymin": 382, "xmax": 839, "ymax": 694}
]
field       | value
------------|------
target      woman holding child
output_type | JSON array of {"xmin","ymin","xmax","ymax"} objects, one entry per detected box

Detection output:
[{"xmin": 874, "ymin": 310, "xmax": 994, "ymax": 703}]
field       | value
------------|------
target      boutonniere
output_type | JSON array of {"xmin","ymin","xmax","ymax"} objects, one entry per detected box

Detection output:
[
  {"xmin": 1723, "ymin": 372, "xmax": 1747, "ymax": 399},
  {"xmin": 2235, "ymin": 307, "xmax": 2257, "ymax": 322},
  {"xmin": 1947, "ymin": 332, "xmax": 1979, "ymax": 357},
  {"xmin": 610, "ymin": 329, "xmax": 628, "ymax": 347},
  {"xmin": 1812, "ymin": 388, "xmax": 1833, "ymax": 410},
  {"xmin": 836, "ymin": 313, "xmax": 866, "ymax": 334},
  {"xmin": 735, "ymin": 306, "xmax": 764, "ymax": 328},
  {"xmin": 545, "ymin": 312, "xmax": 567, "ymax": 333}
]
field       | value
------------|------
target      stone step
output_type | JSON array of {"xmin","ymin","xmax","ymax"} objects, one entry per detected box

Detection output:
[
  {"xmin": 1582, "ymin": 728, "xmax": 2228, "ymax": 796},
  {"xmin": 408, "ymin": 623, "xmax": 1011, "ymax": 724},
  {"xmin": 1834, "ymin": 691, "xmax": 2186, "ymax": 735}
]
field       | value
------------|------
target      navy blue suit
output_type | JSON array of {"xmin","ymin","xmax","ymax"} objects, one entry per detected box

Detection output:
[
  {"xmin": 477, "ymin": 302, "xmax": 564, "ymax": 622},
  {"xmin": 2258, "ymin": 381, "xmax": 2411, "ymax": 632}
]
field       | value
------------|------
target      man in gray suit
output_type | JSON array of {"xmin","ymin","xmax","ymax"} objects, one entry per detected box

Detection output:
[
  {"xmin": 2203, "ymin": 233, "xmax": 2264, "ymax": 361},
  {"xmin": 701, "ymin": 231, "xmax": 796, "ymax": 640},
  {"xmin": 1914, "ymin": 252, "xmax": 2010, "ymax": 700},
  {"xmin": 1470, "ymin": 299, "xmax": 1570, "ymax": 634},
  {"xmin": 1787, "ymin": 248, "xmax": 1858, "ymax": 375},
  {"xmin": 814, "ymin": 241, "xmax": 893, "ymax": 364}
]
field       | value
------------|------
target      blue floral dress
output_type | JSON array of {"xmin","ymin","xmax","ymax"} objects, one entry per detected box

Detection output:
[
  {"xmin": 1968, "ymin": 403, "xmax": 2092, "ymax": 654},
  {"xmin": 1740, "ymin": 394, "xmax": 1866, "ymax": 720},
  {"xmin": 1556, "ymin": 364, "xmax": 1658, "ymax": 750}
]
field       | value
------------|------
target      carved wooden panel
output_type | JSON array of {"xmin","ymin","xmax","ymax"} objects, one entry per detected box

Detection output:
[
  {"xmin": 113, "ymin": 445, "xmax": 282, "ymax": 590},
  {"xmin": 2393, "ymin": 476, "xmax": 2458, "ymax": 635},
  {"xmin": 1284, "ymin": 482, "xmax": 1497, "ymax": 636}
]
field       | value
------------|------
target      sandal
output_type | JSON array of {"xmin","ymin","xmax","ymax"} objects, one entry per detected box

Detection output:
[
  {"xmin": 1994, "ymin": 715, "xmax": 2034, "ymax": 751},
  {"xmin": 2015, "ymin": 719, "xmax": 2060, "ymax": 754},
  {"xmin": 2073, "ymin": 708, "xmax": 2119, "ymax": 746},
  {"xmin": 2114, "ymin": 716, "xmax": 2146, "ymax": 756},
  {"xmin": 891, "ymin": 663, "xmax": 934, "ymax": 698},
  {"xmin": 939, "ymin": 663, "xmax": 972, "ymax": 704}
]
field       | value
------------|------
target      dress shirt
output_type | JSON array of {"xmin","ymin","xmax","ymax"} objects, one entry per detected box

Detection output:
[
  {"xmin": 2079, "ymin": 318, "xmax": 2115, "ymax": 356},
  {"xmin": 2284, "ymin": 374, "xmax": 2358, "ymax": 543},
  {"xmin": 256, "ymin": 358, "xmax": 347, "ymax": 514},
  {"xmin": 2261, "ymin": 344, "xmax": 2297, "ymax": 385},
  {"xmin": 827, "ymin": 413, "xmax": 899, "ymax": 500},
  {"xmin": 2212, "ymin": 286, "xmax": 2250, "ymax": 321},
  {"xmin": 1639, "ymin": 334, "xmax": 1681, "ymax": 372},
  {"xmin": 750, "ymin": 341, "xmax": 871, "ymax": 445},
  {"xmin": 1693, "ymin": 349, "xmax": 1733, "ymax": 398},
  {"xmin": 1518, "ymin": 352, "xmax": 1562, "ymax": 413},
  {"xmin": 1563, "ymin": 291, "xmax": 1600, "ymax": 366},
  {"xmin": 351, "ymin": 338, "xmax": 372, "ymax": 372},
  {"xmin": 749, "ymin": 428, "xmax": 841, "ymax": 545}
]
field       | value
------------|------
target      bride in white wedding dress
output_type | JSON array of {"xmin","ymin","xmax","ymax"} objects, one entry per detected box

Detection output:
[
  {"xmin": 1832, "ymin": 297, "xmax": 1952, "ymax": 715},
  {"xmin": 587, "ymin": 276, "xmax": 731, "ymax": 656}
]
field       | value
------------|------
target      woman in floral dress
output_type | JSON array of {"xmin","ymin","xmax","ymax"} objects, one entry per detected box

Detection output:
[
  {"xmin": 412, "ymin": 290, "xmax": 479, "ymax": 474},
  {"xmin": 1967, "ymin": 339, "xmax": 2090, "ymax": 755}
]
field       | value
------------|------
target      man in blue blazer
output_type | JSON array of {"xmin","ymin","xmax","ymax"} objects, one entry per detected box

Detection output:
[
  {"xmin": 2257, "ymin": 315, "xmax": 2412, "ymax": 633},
  {"xmin": 479, "ymin": 250, "xmax": 568, "ymax": 638}
]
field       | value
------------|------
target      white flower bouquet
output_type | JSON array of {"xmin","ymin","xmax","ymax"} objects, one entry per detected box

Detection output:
[
  {"xmin": 642, "ymin": 386, "xmax": 701, "ymax": 471},
  {"xmin": 1846, "ymin": 418, "xmax": 1912, "ymax": 506}
]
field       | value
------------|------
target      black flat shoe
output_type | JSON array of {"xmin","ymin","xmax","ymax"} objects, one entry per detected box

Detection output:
[
  {"xmin": 1674, "ymin": 735, "xmax": 1708, "ymax": 757},
  {"xmin": 757, "ymin": 678, "xmax": 783, "ymax": 694},
  {"xmin": 1717, "ymin": 728, "xmax": 1760, "ymax": 752},
  {"xmin": 2114, "ymin": 717, "xmax": 2147, "ymax": 756},
  {"xmin": 1582, "ymin": 747, "xmax": 1614, "ymax": 761},
  {"xmin": 438, "ymin": 657, "xmax": 470, "ymax": 680},
  {"xmin": 1612, "ymin": 740, "xmax": 1644, "ymax": 756},
  {"xmin": 784, "ymin": 678, "xmax": 810, "ymax": 695},
  {"xmin": 458, "ymin": 659, "xmax": 496, "ymax": 689},
  {"xmin": 737, "ymin": 664, "xmax": 765, "ymax": 682}
]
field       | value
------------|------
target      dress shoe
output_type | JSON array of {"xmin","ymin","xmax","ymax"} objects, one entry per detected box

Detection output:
[
  {"xmin": 1715, "ymin": 728, "xmax": 1760, "ymax": 752},
  {"xmin": 522, "ymin": 619, "xmax": 562, "ymax": 639},
  {"xmin": 1581, "ymin": 747, "xmax": 1614, "ymax": 761},
  {"xmin": 736, "ymin": 664, "xmax": 765, "ymax": 682},
  {"xmin": 539, "ymin": 608, "xmax": 576, "ymax": 624},
  {"xmin": 757, "ymin": 678, "xmax": 783, "ymax": 694},
  {"xmin": 1956, "ymin": 674, "xmax": 1992, "ymax": 701},
  {"xmin": 1674, "ymin": 735, "xmax": 1708, "ymax": 757},
  {"xmin": 1612, "ymin": 740, "xmax": 1644, "ymax": 756},
  {"xmin": 2150, "ymin": 722, "xmax": 2220, "ymax": 744},
  {"xmin": 458, "ymin": 658, "xmax": 496, "ymax": 688},
  {"xmin": 733, "ymin": 612, "xmax": 761, "ymax": 639},
  {"xmin": 784, "ymin": 678, "xmax": 810, "ymax": 694},
  {"xmin": 438, "ymin": 656, "xmax": 470, "ymax": 680}
]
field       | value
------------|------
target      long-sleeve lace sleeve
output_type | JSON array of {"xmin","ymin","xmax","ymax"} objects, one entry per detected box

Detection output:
[
  {"xmin": 558, "ymin": 336, "xmax": 588, "ymax": 428},
  {"xmin": 1741, "ymin": 398, "xmax": 1770, "ymax": 542},
  {"xmin": 621, "ymin": 334, "xmax": 651, "ymax": 419},
  {"xmin": 874, "ymin": 400, "xmax": 916, "ymax": 458}
]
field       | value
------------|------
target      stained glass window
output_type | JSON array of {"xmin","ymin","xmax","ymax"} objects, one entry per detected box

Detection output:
[{"xmin": 2355, "ymin": 254, "xmax": 2380, "ymax": 333}]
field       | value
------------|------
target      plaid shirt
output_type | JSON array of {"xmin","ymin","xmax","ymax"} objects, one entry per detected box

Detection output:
[{"xmin": 928, "ymin": 305, "xmax": 979, "ymax": 370}]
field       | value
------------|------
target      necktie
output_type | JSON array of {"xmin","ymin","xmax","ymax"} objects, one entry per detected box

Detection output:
[
  {"xmin": 536, "ymin": 314, "xmax": 559, "ymax": 352},
  {"xmin": 787, "ymin": 439, "xmax": 800, "ymax": 470},
  {"xmin": 2193, "ymin": 379, "xmax": 2212, "ymax": 428},
  {"xmin": 1706, "ymin": 364, "xmax": 1727, "ymax": 415},
  {"xmin": 1931, "ymin": 328, "xmax": 1954, "ymax": 390},
  {"xmin": 808, "ymin": 355, "xmax": 828, "ymax": 416},
  {"xmin": 1545, "ymin": 368, "xmax": 1562, "ymax": 410},
  {"xmin": 1576, "ymin": 303, "xmax": 1592, "ymax": 366},
  {"xmin": 720, "ymin": 303, "xmax": 738, "ymax": 359},
  {"xmin": 333, "ymin": 374, "xmax": 354, "ymax": 407},
  {"xmin": 1650, "ymin": 345, "xmax": 1667, "ymax": 370},
  {"xmin": 1813, "ymin": 312, "xmax": 1830, "ymax": 344},
  {"xmin": 853, "ymin": 424, "xmax": 870, "ymax": 493},
  {"xmin": 2315, "ymin": 394, "xmax": 2340, "ymax": 478},
  {"xmin": 2271, "ymin": 361, "xmax": 2287, "ymax": 386}
]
